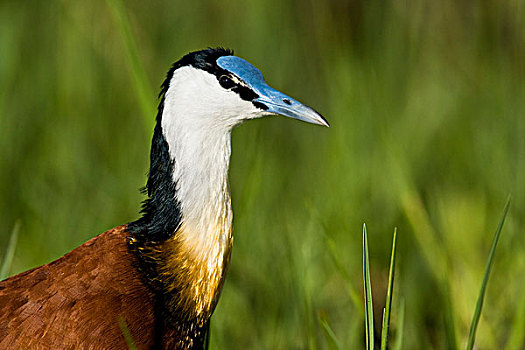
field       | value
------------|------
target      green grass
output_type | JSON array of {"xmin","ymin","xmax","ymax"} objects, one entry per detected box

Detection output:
[
  {"xmin": 467, "ymin": 197, "xmax": 511, "ymax": 349},
  {"xmin": 381, "ymin": 228, "xmax": 397, "ymax": 350},
  {"xmin": 105, "ymin": 0, "xmax": 155, "ymax": 128},
  {"xmin": 118, "ymin": 317, "xmax": 138, "ymax": 350},
  {"xmin": 360, "ymin": 199, "xmax": 509, "ymax": 350},
  {"xmin": 362, "ymin": 226, "xmax": 398, "ymax": 350},
  {"xmin": 1, "ymin": 0, "xmax": 524, "ymax": 348},
  {"xmin": 0, "ymin": 221, "xmax": 20, "ymax": 280},
  {"xmin": 362, "ymin": 224, "xmax": 374, "ymax": 350},
  {"xmin": 393, "ymin": 299, "xmax": 405, "ymax": 350}
]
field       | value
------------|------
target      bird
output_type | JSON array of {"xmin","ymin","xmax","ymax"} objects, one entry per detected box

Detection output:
[{"xmin": 0, "ymin": 48, "xmax": 328, "ymax": 349}]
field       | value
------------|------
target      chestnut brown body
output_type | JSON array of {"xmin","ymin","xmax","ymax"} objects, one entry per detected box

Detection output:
[{"xmin": 0, "ymin": 226, "xmax": 158, "ymax": 349}]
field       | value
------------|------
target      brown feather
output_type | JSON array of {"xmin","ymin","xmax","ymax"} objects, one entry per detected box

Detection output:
[{"xmin": 0, "ymin": 225, "xmax": 158, "ymax": 349}]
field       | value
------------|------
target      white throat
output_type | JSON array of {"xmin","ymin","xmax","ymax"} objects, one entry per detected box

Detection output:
[{"xmin": 161, "ymin": 66, "xmax": 241, "ymax": 250}]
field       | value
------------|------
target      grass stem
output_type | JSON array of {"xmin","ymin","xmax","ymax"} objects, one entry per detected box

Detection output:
[
  {"xmin": 363, "ymin": 224, "xmax": 374, "ymax": 350},
  {"xmin": 381, "ymin": 228, "xmax": 398, "ymax": 350},
  {"xmin": 0, "ymin": 221, "xmax": 21, "ymax": 280},
  {"xmin": 466, "ymin": 197, "xmax": 511, "ymax": 350}
]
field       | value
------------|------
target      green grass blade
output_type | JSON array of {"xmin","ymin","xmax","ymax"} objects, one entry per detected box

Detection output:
[
  {"xmin": 381, "ymin": 228, "xmax": 398, "ymax": 350},
  {"xmin": 393, "ymin": 298, "xmax": 405, "ymax": 350},
  {"xmin": 105, "ymin": 0, "xmax": 155, "ymax": 130},
  {"xmin": 466, "ymin": 197, "xmax": 511, "ymax": 350},
  {"xmin": 118, "ymin": 317, "xmax": 138, "ymax": 350},
  {"xmin": 0, "ymin": 221, "xmax": 21, "ymax": 280},
  {"xmin": 319, "ymin": 317, "xmax": 343, "ymax": 350},
  {"xmin": 363, "ymin": 223, "xmax": 374, "ymax": 350}
]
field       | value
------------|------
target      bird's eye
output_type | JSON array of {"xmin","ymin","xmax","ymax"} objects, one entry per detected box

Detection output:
[{"xmin": 219, "ymin": 75, "xmax": 235, "ymax": 89}]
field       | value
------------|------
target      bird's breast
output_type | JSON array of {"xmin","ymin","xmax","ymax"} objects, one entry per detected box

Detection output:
[{"xmin": 157, "ymin": 190, "xmax": 233, "ymax": 325}]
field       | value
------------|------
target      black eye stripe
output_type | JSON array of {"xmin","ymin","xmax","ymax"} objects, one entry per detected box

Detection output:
[
  {"xmin": 231, "ymin": 85, "xmax": 258, "ymax": 101},
  {"xmin": 252, "ymin": 101, "xmax": 268, "ymax": 110}
]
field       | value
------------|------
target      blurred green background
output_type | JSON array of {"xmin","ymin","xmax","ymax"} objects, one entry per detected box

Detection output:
[{"xmin": 1, "ymin": 0, "xmax": 524, "ymax": 348}]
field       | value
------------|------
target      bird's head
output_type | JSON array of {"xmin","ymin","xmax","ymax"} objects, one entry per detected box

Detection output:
[
  {"xmin": 136, "ymin": 48, "xmax": 328, "ymax": 243},
  {"xmin": 159, "ymin": 48, "xmax": 329, "ymax": 133}
]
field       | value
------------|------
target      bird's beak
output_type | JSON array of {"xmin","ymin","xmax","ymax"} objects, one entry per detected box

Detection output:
[
  {"xmin": 215, "ymin": 55, "xmax": 328, "ymax": 126},
  {"xmin": 254, "ymin": 85, "xmax": 329, "ymax": 127}
]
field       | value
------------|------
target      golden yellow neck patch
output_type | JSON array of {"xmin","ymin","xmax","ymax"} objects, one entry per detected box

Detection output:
[{"xmin": 159, "ymin": 222, "xmax": 233, "ymax": 324}]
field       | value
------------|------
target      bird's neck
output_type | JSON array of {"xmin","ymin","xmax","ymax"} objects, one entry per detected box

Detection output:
[
  {"xmin": 163, "ymin": 121, "xmax": 235, "ymax": 319},
  {"xmin": 128, "ymin": 116, "xmax": 234, "ymax": 344}
]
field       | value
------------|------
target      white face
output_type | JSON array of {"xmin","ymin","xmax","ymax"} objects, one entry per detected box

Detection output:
[{"xmin": 162, "ymin": 66, "xmax": 266, "ymax": 132}]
